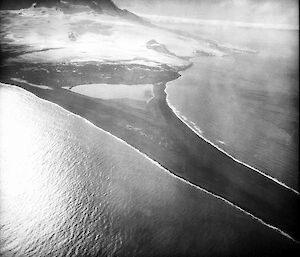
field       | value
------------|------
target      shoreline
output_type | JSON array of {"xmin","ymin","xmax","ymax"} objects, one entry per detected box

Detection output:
[
  {"xmin": 1, "ymin": 81, "xmax": 299, "ymax": 245},
  {"xmin": 0, "ymin": 2, "xmax": 298, "ymax": 254},
  {"xmin": 1, "ymin": 82, "xmax": 299, "ymax": 256},
  {"xmin": 0, "ymin": 47, "xmax": 298, "ymax": 242},
  {"xmin": 3, "ymin": 73, "xmax": 299, "ymax": 242},
  {"xmin": 165, "ymin": 81, "xmax": 299, "ymax": 195},
  {"xmin": 153, "ymin": 82, "xmax": 299, "ymax": 241}
]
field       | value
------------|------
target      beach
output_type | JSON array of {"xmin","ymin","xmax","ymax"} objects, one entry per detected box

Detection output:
[
  {"xmin": 165, "ymin": 28, "xmax": 299, "ymax": 190},
  {"xmin": 0, "ymin": 83, "xmax": 298, "ymax": 256},
  {"xmin": 2, "ymin": 64, "xmax": 298, "ymax": 241}
]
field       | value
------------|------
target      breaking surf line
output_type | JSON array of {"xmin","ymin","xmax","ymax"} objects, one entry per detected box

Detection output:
[{"xmin": 2, "ymin": 82, "xmax": 298, "ymax": 243}]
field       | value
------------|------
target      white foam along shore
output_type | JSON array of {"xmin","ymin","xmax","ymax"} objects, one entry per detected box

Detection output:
[
  {"xmin": 165, "ymin": 83, "xmax": 299, "ymax": 196},
  {"xmin": 1, "ymin": 82, "xmax": 298, "ymax": 243}
]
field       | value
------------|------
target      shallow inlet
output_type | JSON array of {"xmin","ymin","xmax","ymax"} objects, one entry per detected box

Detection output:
[{"xmin": 67, "ymin": 83, "xmax": 154, "ymax": 102}]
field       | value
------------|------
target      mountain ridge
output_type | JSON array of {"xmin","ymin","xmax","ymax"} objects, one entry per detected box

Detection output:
[
  {"xmin": 0, "ymin": 0, "xmax": 148, "ymax": 24},
  {"xmin": 0, "ymin": 0, "xmax": 114, "ymax": 11}
]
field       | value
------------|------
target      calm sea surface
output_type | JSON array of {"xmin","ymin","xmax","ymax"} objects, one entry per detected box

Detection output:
[
  {"xmin": 166, "ymin": 26, "xmax": 299, "ymax": 189},
  {"xmin": 0, "ymin": 84, "xmax": 294, "ymax": 256}
]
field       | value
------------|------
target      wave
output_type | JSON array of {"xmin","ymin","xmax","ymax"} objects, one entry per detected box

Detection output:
[
  {"xmin": 1, "ymin": 82, "xmax": 298, "ymax": 243},
  {"xmin": 165, "ymin": 84, "xmax": 299, "ymax": 196}
]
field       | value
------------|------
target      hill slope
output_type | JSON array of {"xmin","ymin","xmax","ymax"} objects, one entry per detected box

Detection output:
[{"xmin": 0, "ymin": 0, "xmax": 146, "ymax": 23}]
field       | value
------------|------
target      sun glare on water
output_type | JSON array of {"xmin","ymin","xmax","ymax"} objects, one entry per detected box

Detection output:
[{"xmin": 0, "ymin": 86, "xmax": 71, "ymax": 253}]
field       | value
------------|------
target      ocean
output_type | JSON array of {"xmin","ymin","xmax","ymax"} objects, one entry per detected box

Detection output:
[
  {"xmin": 165, "ymin": 26, "xmax": 299, "ymax": 190},
  {"xmin": 0, "ymin": 84, "xmax": 295, "ymax": 256}
]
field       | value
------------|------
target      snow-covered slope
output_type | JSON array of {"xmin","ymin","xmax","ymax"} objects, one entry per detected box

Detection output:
[{"xmin": 0, "ymin": 4, "xmax": 225, "ymax": 70}]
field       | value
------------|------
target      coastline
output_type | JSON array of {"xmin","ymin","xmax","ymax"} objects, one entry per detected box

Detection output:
[
  {"xmin": 2, "ymin": 70, "xmax": 299, "ymax": 242},
  {"xmin": 165, "ymin": 53, "xmax": 299, "ymax": 191},
  {"xmin": 0, "ymin": 1, "xmax": 298, "ymax": 254},
  {"xmin": 0, "ymin": 34, "xmax": 298, "ymax": 243},
  {"xmin": 153, "ymin": 82, "xmax": 299, "ymax": 241},
  {"xmin": 165, "ymin": 81, "xmax": 299, "ymax": 195},
  {"xmin": 1, "ymin": 82, "xmax": 299, "ymax": 256}
]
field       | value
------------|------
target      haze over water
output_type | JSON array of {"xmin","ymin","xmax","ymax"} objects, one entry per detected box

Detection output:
[{"xmin": 165, "ymin": 25, "xmax": 299, "ymax": 190}]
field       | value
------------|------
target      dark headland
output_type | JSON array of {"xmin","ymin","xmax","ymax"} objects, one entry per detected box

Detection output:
[{"xmin": 0, "ymin": 0, "xmax": 299, "ymax": 254}]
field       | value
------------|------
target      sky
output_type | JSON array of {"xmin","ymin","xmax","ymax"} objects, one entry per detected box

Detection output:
[{"xmin": 114, "ymin": 0, "xmax": 299, "ymax": 26}]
